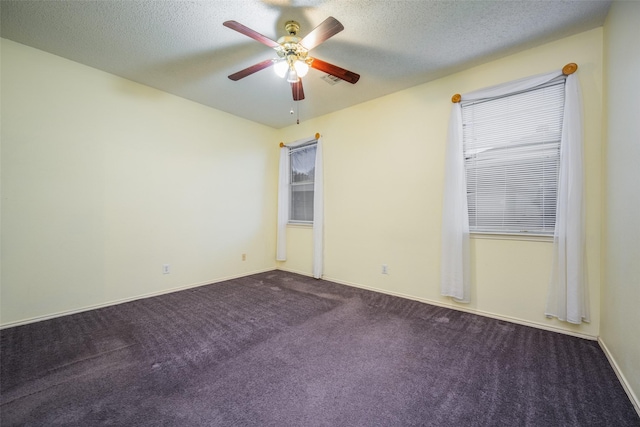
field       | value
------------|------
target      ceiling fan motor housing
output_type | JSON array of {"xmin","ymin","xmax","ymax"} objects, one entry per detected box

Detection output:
[
  {"xmin": 276, "ymin": 27, "xmax": 309, "ymax": 64},
  {"xmin": 284, "ymin": 21, "xmax": 300, "ymax": 36}
]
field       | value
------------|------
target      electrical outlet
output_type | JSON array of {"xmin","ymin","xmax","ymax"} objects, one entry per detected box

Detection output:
[
  {"xmin": 242, "ymin": 253, "xmax": 246, "ymax": 261},
  {"xmin": 163, "ymin": 264, "xmax": 170, "ymax": 274},
  {"xmin": 382, "ymin": 264, "xmax": 389, "ymax": 274}
]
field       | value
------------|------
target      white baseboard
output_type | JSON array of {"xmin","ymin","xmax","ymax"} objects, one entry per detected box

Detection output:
[
  {"xmin": 278, "ymin": 268, "xmax": 598, "ymax": 340},
  {"xmin": 598, "ymin": 337, "xmax": 640, "ymax": 417},
  {"xmin": 275, "ymin": 266, "xmax": 316, "ymax": 278},
  {"xmin": 317, "ymin": 273, "xmax": 597, "ymax": 341},
  {"xmin": 0, "ymin": 268, "xmax": 275, "ymax": 330}
]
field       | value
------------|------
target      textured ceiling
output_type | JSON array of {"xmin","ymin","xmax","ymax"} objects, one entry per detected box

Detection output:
[{"xmin": 1, "ymin": 0, "xmax": 611, "ymax": 128}]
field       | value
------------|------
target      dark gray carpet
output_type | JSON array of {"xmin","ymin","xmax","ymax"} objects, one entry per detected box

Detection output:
[{"xmin": 1, "ymin": 271, "xmax": 638, "ymax": 426}]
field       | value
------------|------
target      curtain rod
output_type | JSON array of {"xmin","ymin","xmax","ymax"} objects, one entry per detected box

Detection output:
[
  {"xmin": 279, "ymin": 133, "xmax": 321, "ymax": 147},
  {"xmin": 450, "ymin": 62, "xmax": 578, "ymax": 104}
]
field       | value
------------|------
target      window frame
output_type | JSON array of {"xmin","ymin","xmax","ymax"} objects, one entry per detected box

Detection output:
[
  {"xmin": 287, "ymin": 140, "xmax": 317, "ymax": 225},
  {"xmin": 460, "ymin": 77, "xmax": 566, "ymax": 237}
]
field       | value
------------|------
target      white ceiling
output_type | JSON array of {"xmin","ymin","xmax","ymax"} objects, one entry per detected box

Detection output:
[{"xmin": 1, "ymin": 0, "xmax": 611, "ymax": 128}]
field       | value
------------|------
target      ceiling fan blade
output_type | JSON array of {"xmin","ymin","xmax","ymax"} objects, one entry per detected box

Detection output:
[
  {"xmin": 309, "ymin": 58, "xmax": 360, "ymax": 84},
  {"xmin": 223, "ymin": 20, "xmax": 280, "ymax": 49},
  {"xmin": 299, "ymin": 16, "xmax": 344, "ymax": 51},
  {"xmin": 291, "ymin": 80, "xmax": 305, "ymax": 101},
  {"xmin": 228, "ymin": 59, "xmax": 274, "ymax": 81}
]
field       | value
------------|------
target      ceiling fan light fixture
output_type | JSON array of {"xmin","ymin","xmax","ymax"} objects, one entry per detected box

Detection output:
[
  {"xmin": 294, "ymin": 60, "xmax": 309, "ymax": 77},
  {"xmin": 286, "ymin": 68, "xmax": 299, "ymax": 83},
  {"xmin": 273, "ymin": 59, "xmax": 288, "ymax": 78}
]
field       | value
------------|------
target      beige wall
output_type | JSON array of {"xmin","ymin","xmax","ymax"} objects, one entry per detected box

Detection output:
[
  {"xmin": 277, "ymin": 28, "xmax": 604, "ymax": 339},
  {"xmin": 1, "ymin": 39, "xmax": 279, "ymax": 326},
  {"xmin": 602, "ymin": 1, "xmax": 640, "ymax": 410}
]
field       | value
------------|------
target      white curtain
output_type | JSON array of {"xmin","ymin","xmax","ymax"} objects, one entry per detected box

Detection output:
[
  {"xmin": 313, "ymin": 137, "xmax": 324, "ymax": 278},
  {"xmin": 546, "ymin": 74, "xmax": 590, "ymax": 324},
  {"xmin": 441, "ymin": 103, "xmax": 470, "ymax": 302},
  {"xmin": 442, "ymin": 69, "xmax": 587, "ymax": 317},
  {"xmin": 276, "ymin": 146, "xmax": 289, "ymax": 261},
  {"xmin": 276, "ymin": 136, "xmax": 324, "ymax": 279}
]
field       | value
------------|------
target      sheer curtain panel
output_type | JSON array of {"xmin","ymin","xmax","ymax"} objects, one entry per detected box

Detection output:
[
  {"xmin": 545, "ymin": 74, "xmax": 589, "ymax": 324},
  {"xmin": 276, "ymin": 146, "xmax": 289, "ymax": 261},
  {"xmin": 312, "ymin": 137, "xmax": 324, "ymax": 278},
  {"xmin": 441, "ymin": 103, "xmax": 471, "ymax": 302}
]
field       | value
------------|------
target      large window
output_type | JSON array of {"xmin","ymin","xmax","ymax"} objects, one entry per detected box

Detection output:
[
  {"xmin": 289, "ymin": 142, "xmax": 317, "ymax": 223},
  {"xmin": 461, "ymin": 78, "xmax": 565, "ymax": 235}
]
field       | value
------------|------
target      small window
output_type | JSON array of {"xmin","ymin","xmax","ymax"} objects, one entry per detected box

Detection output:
[
  {"xmin": 462, "ymin": 78, "xmax": 565, "ymax": 235},
  {"xmin": 289, "ymin": 142, "xmax": 317, "ymax": 223}
]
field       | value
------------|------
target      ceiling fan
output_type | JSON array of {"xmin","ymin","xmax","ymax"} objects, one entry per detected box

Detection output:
[{"xmin": 223, "ymin": 17, "xmax": 360, "ymax": 101}]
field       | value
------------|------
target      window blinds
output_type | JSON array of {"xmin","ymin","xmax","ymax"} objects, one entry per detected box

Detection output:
[
  {"xmin": 461, "ymin": 79, "xmax": 565, "ymax": 235},
  {"xmin": 289, "ymin": 143, "xmax": 317, "ymax": 222}
]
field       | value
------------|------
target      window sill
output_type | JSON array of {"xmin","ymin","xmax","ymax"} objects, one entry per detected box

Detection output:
[
  {"xmin": 471, "ymin": 232, "xmax": 553, "ymax": 242},
  {"xmin": 287, "ymin": 222, "xmax": 313, "ymax": 229}
]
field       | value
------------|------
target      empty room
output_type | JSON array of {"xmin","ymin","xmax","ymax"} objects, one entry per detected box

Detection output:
[{"xmin": 1, "ymin": 1, "xmax": 639, "ymax": 425}]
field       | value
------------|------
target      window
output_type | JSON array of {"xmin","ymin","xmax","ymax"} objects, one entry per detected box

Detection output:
[
  {"xmin": 289, "ymin": 142, "xmax": 317, "ymax": 223},
  {"xmin": 461, "ymin": 78, "xmax": 565, "ymax": 235}
]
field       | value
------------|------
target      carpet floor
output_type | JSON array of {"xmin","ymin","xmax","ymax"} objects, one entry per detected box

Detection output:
[{"xmin": 1, "ymin": 271, "xmax": 638, "ymax": 426}]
